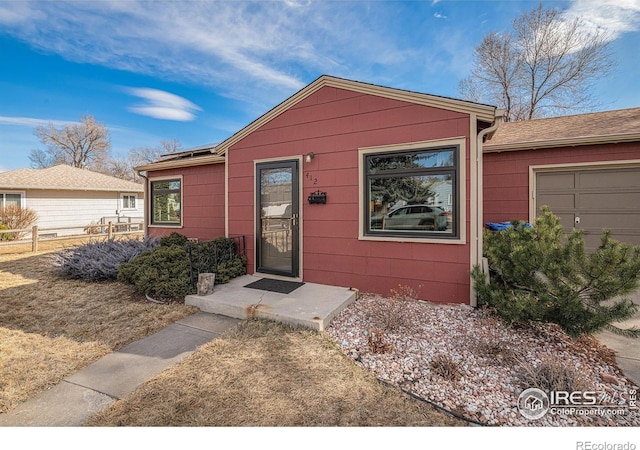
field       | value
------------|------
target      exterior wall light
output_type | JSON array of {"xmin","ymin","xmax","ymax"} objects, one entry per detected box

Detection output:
[{"xmin": 305, "ymin": 152, "xmax": 315, "ymax": 163}]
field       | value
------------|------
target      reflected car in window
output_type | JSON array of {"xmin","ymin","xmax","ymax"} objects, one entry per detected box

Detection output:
[{"xmin": 373, "ymin": 205, "xmax": 449, "ymax": 231}]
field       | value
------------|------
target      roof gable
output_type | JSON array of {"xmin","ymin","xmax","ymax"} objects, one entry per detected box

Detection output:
[
  {"xmin": 213, "ymin": 75, "xmax": 496, "ymax": 156},
  {"xmin": 485, "ymin": 107, "xmax": 640, "ymax": 152},
  {"xmin": 0, "ymin": 165, "xmax": 144, "ymax": 192}
]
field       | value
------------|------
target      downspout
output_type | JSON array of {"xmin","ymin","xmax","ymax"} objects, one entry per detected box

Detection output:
[
  {"xmin": 136, "ymin": 170, "xmax": 149, "ymax": 238},
  {"xmin": 472, "ymin": 109, "xmax": 504, "ymax": 307}
]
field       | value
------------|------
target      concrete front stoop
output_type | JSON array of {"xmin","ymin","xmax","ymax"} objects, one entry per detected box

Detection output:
[{"xmin": 186, "ymin": 275, "xmax": 357, "ymax": 331}]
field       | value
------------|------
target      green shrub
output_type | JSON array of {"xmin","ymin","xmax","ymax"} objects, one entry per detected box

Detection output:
[
  {"xmin": 472, "ymin": 206, "xmax": 640, "ymax": 337},
  {"xmin": 159, "ymin": 231, "xmax": 190, "ymax": 247},
  {"xmin": 117, "ymin": 234, "xmax": 247, "ymax": 302},
  {"xmin": 216, "ymin": 256, "xmax": 248, "ymax": 284},
  {"xmin": 118, "ymin": 245, "xmax": 192, "ymax": 302},
  {"xmin": 0, "ymin": 223, "xmax": 12, "ymax": 241}
]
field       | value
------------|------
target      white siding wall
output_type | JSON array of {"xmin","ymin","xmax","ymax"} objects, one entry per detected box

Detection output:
[{"xmin": 23, "ymin": 189, "xmax": 144, "ymax": 236}]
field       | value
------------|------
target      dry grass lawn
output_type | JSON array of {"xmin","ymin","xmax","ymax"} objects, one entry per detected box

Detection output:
[
  {"xmin": 87, "ymin": 319, "xmax": 465, "ymax": 426},
  {"xmin": 0, "ymin": 249, "xmax": 198, "ymax": 414},
  {"xmin": 1, "ymin": 242, "xmax": 465, "ymax": 426}
]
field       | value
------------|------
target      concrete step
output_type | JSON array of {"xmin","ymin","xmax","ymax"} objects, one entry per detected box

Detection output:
[{"xmin": 186, "ymin": 275, "xmax": 357, "ymax": 331}]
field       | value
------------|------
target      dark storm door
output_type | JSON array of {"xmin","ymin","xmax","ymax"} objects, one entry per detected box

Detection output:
[{"xmin": 256, "ymin": 160, "xmax": 300, "ymax": 277}]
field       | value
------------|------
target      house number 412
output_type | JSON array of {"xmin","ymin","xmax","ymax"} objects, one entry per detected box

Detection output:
[{"xmin": 305, "ymin": 172, "xmax": 318, "ymax": 185}]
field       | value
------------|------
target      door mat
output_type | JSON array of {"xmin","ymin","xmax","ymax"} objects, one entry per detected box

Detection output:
[{"xmin": 244, "ymin": 278, "xmax": 305, "ymax": 294}]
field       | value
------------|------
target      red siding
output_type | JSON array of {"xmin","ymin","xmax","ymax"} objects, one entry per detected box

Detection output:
[
  {"xmin": 147, "ymin": 164, "xmax": 225, "ymax": 241},
  {"xmin": 228, "ymin": 86, "xmax": 473, "ymax": 304},
  {"xmin": 483, "ymin": 142, "xmax": 640, "ymax": 223}
]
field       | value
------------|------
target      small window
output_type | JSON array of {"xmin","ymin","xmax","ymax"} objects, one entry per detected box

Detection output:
[
  {"xmin": 364, "ymin": 146, "xmax": 458, "ymax": 238},
  {"xmin": 1, "ymin": 192, "xmax": 23, "ymax": 208},
  {"xmin": 150, "ymin": 179, "xmax": 181, "ymax": 225},
  {"xmin": 122, "ymin": 194, "xmax": 137, "ymax": 210}
]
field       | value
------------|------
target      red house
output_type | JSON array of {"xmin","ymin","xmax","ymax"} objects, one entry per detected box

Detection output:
[
  {"xmin": 484, "ymin": 107, "xmax": 640, "ymax": 252},
  {"xmin": 136, "ymin": 76, "xmax": 640, "ymax": 305}
]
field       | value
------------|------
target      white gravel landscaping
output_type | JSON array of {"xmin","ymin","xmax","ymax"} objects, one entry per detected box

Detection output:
[{"xmin": 326, "ymin": 294, "xmax": 639, "ymax": 427}]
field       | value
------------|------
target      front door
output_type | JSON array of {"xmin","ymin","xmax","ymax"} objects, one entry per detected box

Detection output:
[{"xmin": 256, "ymin": 160, "xmax": 300, "ymax": 277}]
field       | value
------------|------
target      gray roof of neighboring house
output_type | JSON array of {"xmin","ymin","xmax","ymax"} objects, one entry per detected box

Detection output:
[
  {"xmin": 0, "ymin": 164, "xmax": 144, "ymax": 192},
  {"xmin": 485, "ymin": 107, "xmax": 640, "ymax": 152}
]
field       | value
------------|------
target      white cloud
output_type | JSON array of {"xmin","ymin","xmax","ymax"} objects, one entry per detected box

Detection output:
[
  {"xmin": 0, "ymin": 1, "xmax": 416, "ymax": 108},
  {"xmin": 434, "ymin": 12, "xmax": 447, "ymax": 19},
  {"xmin": 562, "ymin": 0, "xmax": 640, "ymax": 41},
  {"xmin": 126, "ymin": 88, "xmax": 201, "ymax": 121},
  {"xmin": 0, "ymin": 116, "xmax": 74, "ymax": 127}
]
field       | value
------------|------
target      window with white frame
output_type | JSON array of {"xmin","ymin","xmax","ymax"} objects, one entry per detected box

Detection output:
[
  {"xmin": 364, "ymin": 146, "xmax": 458, "ymax": 238},
  {"xmin": 121, "ymin": 194, "xmax": 137, "ymax": 210},
  {"xmin": 1, "ymin": 192, "xmax": 24, "ymax": 208},
  {"xmin": 150, "ymin": 179, "xmax": 181, "ymax": 225}
]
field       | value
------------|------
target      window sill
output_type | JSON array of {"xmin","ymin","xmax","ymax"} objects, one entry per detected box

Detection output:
[
  {"xmin": 149, "ymin": 224, "xmax": 183, "ymax": 228},
  {"xmin": 358, "ymin": 234, "xmax": 465, "ymax": 245}
]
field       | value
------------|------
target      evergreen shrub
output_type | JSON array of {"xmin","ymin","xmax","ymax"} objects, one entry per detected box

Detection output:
[
  {"xmin": 472, "ymin": 206, "xmax": 640, "ymax": 337},
  {"xmin": 117, "ymin": 244, "xmax": 192, "ymax": 302},
  {"xmin": 0, "ymin": 223, "xmax": 11, "ymax": 241},
  {"xmin": 117, "ymin": 232, "xmax": 247, "ymax": 302}
]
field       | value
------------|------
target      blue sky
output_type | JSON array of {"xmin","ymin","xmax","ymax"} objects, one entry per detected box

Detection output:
[{"xmin": 1, "ymin": 0, "xmax": 639, "ymax": 173}]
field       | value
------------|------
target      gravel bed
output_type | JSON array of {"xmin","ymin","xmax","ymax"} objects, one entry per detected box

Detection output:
[{"xmin": 326, "ymin": 294, "xmax": 639, "ymax": 427}]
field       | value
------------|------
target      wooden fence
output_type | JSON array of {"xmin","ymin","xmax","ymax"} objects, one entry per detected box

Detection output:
[{"xmin": 0, "ymin": 221, "xmax": 144, "ymax": 253}]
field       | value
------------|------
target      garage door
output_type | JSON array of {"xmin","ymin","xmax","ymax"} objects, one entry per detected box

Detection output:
[{"xmin": 536, "ymin": 166, "xmax": 640, "ymax": 251}]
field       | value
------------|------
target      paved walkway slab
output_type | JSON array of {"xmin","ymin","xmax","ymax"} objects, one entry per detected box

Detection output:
[{"xmin": 0, "ymin": 312, "xmax": 240, "ymax": 427}]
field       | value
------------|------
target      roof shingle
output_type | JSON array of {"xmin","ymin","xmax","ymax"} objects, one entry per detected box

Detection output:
[
  {"xmin": 485, "ymin": 107, "xmax": 640, "ymax": 151},
  {"xmin": 0, "ymin": 165, "xmax": 144, "ymax": 192}
]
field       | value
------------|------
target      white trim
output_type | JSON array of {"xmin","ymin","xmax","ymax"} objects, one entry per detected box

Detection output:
[
  {"xmin": 469, "ymin": 115, "xmax": 479, "ymax": 305},
  {"xmin": 225, "ymin": 156, "xmax": 229, "ymax": 237},
  {"xmin": 358, "ymin": 137, "xmax": 467, "ymax": 245},
  {"xmin": 528, "ymin": 159, "xmax": 640, "ymax": 224},
  {"xmin": 253, "ymin": 156, "xmax": 304, "ymax": 282},
  {"xmin": 484, "ymin": 132, "xmax": 640, "ymax": 153},
  {"xmin": 147, "ymin": 175, "xmax": 184, "ymax": 229}
]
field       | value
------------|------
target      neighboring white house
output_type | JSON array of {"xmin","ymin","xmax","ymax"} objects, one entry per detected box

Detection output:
[{"xmin": 0, "ymin": 164, "xmax": 144, "ymax": 236}]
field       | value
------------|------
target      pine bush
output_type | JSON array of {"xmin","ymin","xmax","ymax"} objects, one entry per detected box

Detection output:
[
  {"xmin": 472, "ymin": 206, "xmax": 640, "ymax": 337},
  {"xmin": 117, "ymin": 233, "xmax": 247, "ymax": 302},
  {"xmin": 117, "ymin": 245, "xmax": 192, "ymax": 302},
  {"xmin": 0, "ymin": 223, "xmax": 11, "ymax": 241},
  {"xmin": 159, "ymin": 231, "xmax": 190, "ymax": 248}
]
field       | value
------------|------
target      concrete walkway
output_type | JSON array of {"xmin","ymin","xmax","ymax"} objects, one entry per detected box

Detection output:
[
  {"xmin": 596, "ymin": 291, "xmax": 640, "ymax": 387},
  {"xmin": 0, "ymin": 312, "xmax": 240, "ymax": 427}
]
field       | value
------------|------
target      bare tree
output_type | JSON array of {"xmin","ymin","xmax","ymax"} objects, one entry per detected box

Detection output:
[
  {"xmin": 129, "ymin": 138, "xmax": 182, "ymax": 167},
  {"xmin": 459, "ymin": 3, "xmax": 612, "ymax": 121},
  {"xmin": 30, "ymin": 115, "xmax": 111, "ymax": 169},
  {"xmin": 109, "ymin": 139, "xmax": 183, "ymax": 183}
]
